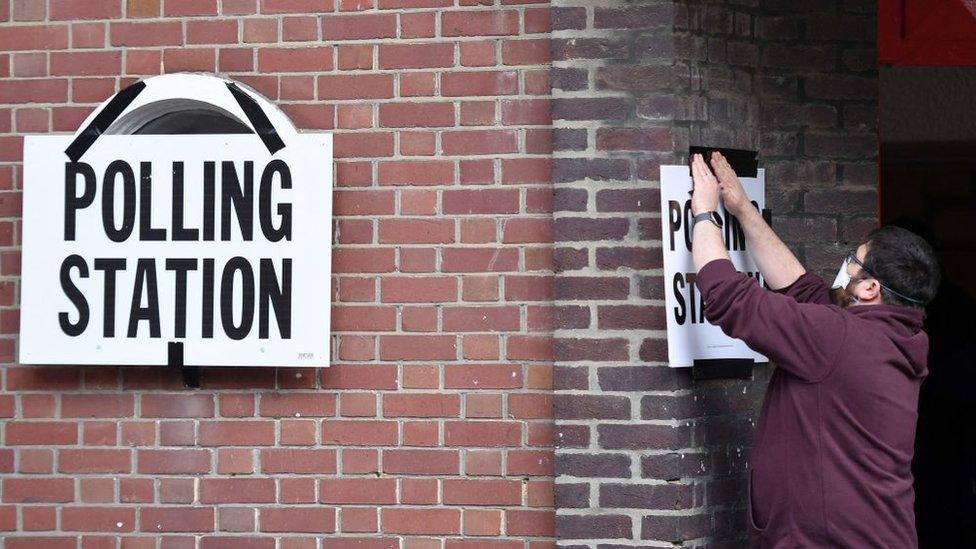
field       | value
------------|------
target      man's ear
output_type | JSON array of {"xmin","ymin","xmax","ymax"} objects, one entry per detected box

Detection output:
[{"xmin": 858, "ymin": 279, "xmax": 882, "ymax": 303}]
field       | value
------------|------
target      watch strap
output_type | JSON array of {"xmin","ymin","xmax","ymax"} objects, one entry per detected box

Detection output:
[{"xmin": 692, "ymin": 211, "xmax": 721, "ymax": 228}]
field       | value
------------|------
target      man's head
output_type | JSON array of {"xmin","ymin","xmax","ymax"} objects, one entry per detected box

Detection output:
[{"xmin": 833, "ymin": 226, "xmax": 941, "ymax": 309}]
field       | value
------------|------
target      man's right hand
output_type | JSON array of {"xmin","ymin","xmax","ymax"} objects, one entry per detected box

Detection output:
[{"xmin": 710, "ymin": 152, "xmax": 751, "ymax": 217}]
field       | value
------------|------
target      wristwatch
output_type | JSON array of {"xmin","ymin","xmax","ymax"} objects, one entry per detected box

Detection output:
[{"xmin": 692, "ymin": 210, "xmax": 723, "ymax": 229}]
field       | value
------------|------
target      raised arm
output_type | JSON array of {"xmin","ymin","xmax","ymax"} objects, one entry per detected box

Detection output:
[
  {"xmin": 690, "ymin": 154, "xmax": 731, "ymax": 271},
  {"xmin": 709, "ymin": 152, "xmax": 806, "ymax": 290}
]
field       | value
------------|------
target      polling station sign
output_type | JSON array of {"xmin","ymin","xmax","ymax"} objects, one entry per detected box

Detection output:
[
  {"xmin": 19, "ymin": 74, "xmax": 332, "ymax": 367},
  {"xmin": 659, "ymin": 164, "xmax": 767, "ymax": 368}
]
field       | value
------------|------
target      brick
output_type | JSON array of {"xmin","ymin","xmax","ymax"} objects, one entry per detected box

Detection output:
[
  {"xmin": 4, "ymin": 538, "xmax": 76, "ymax": 549},
  {"xmin": 261, "ymin": 449, "xmax": 337, "ymax": 474},
  {"xmin": 444, "ymin": 479, "xmax": 520, "ymax": 505},
  {"xmin": 400, "ymin": 11, "xmax": 435, "ymax": 38},
  {"xmin": 448, "ymin": 130, "xmax": 521, "ymax": 156},
  {"xmin": 333, "ymin": 45, "xmax": 372, "ymax": 71},
  {"xmin": 283, "ymin": 16, "xmax": 319, "ymax": 41},
  {"xmin": 165, "ymin": 0, "xmax": 218, "ymax": 15},
  {"xmin": 399, "ymin": 72, "xmax": 436, "ymax": 96},
  {"xmin": 334, "ymin": 132, "xmax": 395, "ymax": 159},
  {"xmin": 259, "ymin": 47, "xmax": 333, "ymax": 72},
  {"xmin": 142, "ymin": 394, "xmax": 215, "ymax": 417},
  {"xmin": 110, "ymin": 22, "xmax": 183, "ymax": 46},
  {"xmin": 442, "ymin": 248, "xmax": 519, "ymax": 273},
  {"xmin": 641, "ymin": 513, "xmax": 710, "ymax": 541},
  {"xmin": 378, "ymin": 0, "xmax": 450, "ymax": 6},
  {"xmin": 442, "ymin": 10, "xmax": 519, "ymax": 36},
  {"xmin": 556, "ymin": 159, "xmax": 629, "ymax": 185},
  {"xmin": 2, "ymin": 478, "xmax": 74, "ymax": 503},
  {"xmin": 443, "ymin": 189, "xmax": 519, "ymax": 214},
  {"xmin": 502, "ymin": 39, "xmax": 550, "ymax": 65},
  {"xmin": 127, "ymin": 0, "xmax": 159, "ymax": 17},
  {"xmin": 12, "ymin": 0, "xmax": 45, "ymax": 20},
  {"xmin": 124, "ymin": 49, "xmax": 162, "ymax": 74},
  {"xmin": 260, "ymin": 508, "xmax": 336, "ymax": 533},
  {"xmin": 552, "ymin": 37, "xmax": 628, "ymax": 61},
  {"xmin": 201, "ymin": 478, "xmax": 275, "ymax": 503},
  {"xmin": 377, "ymin": 160, "xmax": 453, "ymax": 185},
  {"xmin": 378, "ymin": 102, "xmax": 454, "ymax": 127},
  {"xmin": 199, "ymin": 421, "xmax": 275, "ymax": 446},
  {"xmin": 138, "ymin": 449, "xmax": 211, "ymax": 474},
  {"xmin": 597, "ymin": 127, "xmax": 671, "ymax": 151},
  {"xmin": 460, "ymin": 509, "xmax": 499, "ymax": 536},
  {"xmin": 62, "ymin": 507, "xmax": 135, "ymax": 532},
  {"xmin": 553, "ymin": 98, "xmax": 629, "ymax": 123},
  {"xmin": 59, "ymin": 449, "xmax": 131, "ymax": 473},
  {"xmin": 379, "ymin": 42, "xmax": 454, "ymax": 69},
  {"xmin": 442, "ymin": 71, "xmax": 518, "ymax": 96},
  {"xmin": 383, "ymin": 449, "xmax": 458, "ymax": 475},
  {"xmin": 507, "ymin": 335, "xmax": 553, "ymax": 361},
  {"xmin": 321, "ymin": 363, "xmax": 398, "ymax": 390},
  {"xmin": 443, "ymin": 306, "xmax": 519, "ymax": 331},
  {"xmin": 322, "ymin": 420, "xmax": 398, "ymax": 445},
  {"xmin": 243, "ymin": 18, "xmax": 278, "ymax": 42},
  {"xmin": 187, "ymin": 20, "xmax": 239, "ymax": 44},
  {"xmin": 5, "ymin": 421, "xmax": 77, "ymax": 445},
  {"xmin": 260, "ymin": 393, "xmax": 336, "ymax": 417},
  {"xmin": 382, "ymin": 508, "xmax": 460, "ymax": 535},
  {"xmin": 502, "ymin": 218, "xmax": 552, "ymax": 244},
  {"xmin": 0, "ymin": 25, "xmax": 68, "ymax": 50},
  {"xmin": 0, "ymin": 79, "xmax": 69, "ymax": 104},
  {"xmin": 139, "ymin": 507, "xmax": 214, "ymax": 532},
  {"xmin": 381, "ymin": 277, "xmax": 456, "ymax": 303},
  {"xmin": 319, "ymin": 75, "xmax": 394, "ymax": 100},
  {"xmin": 598, "ymin": 424, "xmax": 691, "ymax": 450},
  {"xmin": 554, "ymin": 483, "xmax": 589, "ymax": 509},
  {"xmin": 445, "ymin": 362, "xmax": 521, "ymax": 388},
  {"xmin": 323, "ymin": 14, "xmax": 396, "ymax": 39},
  {"xmin": 555, "ymin": 338, "xmax": 629, "ymax": 361},
  {"xmin": 460, "ymin": 40, "xmax": 495, "ymax": 67},
  {"xmin": 261, "ymin": 0, "xmax": 331, "ymax": 12},
  {"xmin": 445, "ymin": 421, "xmax": 520, "ymax": 447},
  {"xmin": 380, "ymin": 335, "xmax": 456, "ymax": 361},
  {"xmin": 320, "ymin": 478, "xmax": 396, "ymax": 504},
  {"xmin": 383, "ymin": 394, "xmax": 460, "ymax": 418},
  {"xmin": 555, "ymin": 514, "xmax": 631, "ymax": 540},
  {"xmin": 378, "ymin": 219, "xmax": 454, "ymax": 244}
]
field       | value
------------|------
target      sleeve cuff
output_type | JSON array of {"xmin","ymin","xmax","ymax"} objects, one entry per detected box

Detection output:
[
  {"xmin": 696, "ymin": 258, "xmax": 739, "ymax": 294},
  {"xmin": 772, "ymin": 271, "xmax": 819, "ymax": 294}
]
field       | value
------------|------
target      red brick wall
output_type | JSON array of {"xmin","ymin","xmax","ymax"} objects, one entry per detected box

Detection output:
[{"xmin": 0, "ymin": 0, "xmax": 555, "ymax": 547}]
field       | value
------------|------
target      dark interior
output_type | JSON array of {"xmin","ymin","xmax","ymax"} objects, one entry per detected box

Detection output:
[
  {"xmin": 880, "ymin": 67, "xmax": 976, "ymax": 548},
  {"xmin": 135, "ymin": 108, "xmax": 252, "ymax": 135}
]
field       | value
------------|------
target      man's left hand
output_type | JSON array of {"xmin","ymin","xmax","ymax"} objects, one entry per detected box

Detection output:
[{"xmin": 691, "ymin": 153, "xmax": 720, "ymax": 214}]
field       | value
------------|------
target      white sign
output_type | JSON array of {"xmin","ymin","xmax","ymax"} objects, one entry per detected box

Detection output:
[
  {"xmin": 659, "ymin": 165, "xmax": 767, "ymax": 368},
  {"xmin": 20, "ymin": 75, "xmax": 332, "ymax": 367}
]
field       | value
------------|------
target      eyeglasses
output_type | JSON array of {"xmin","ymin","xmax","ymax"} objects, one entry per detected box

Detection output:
[{"xmin": 845, "ymin": 250, "xmax": 923, "ymax": 305}]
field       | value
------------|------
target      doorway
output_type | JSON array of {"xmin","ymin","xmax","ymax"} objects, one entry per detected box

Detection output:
[{"xmin": 879, "ymin": 66, "xmax": 976, "ymax": 548}]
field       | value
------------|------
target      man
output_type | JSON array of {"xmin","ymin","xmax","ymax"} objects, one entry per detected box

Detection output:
[{"xmin": 688, "ymin": 152, "xmax": 941, "ymax": 548}]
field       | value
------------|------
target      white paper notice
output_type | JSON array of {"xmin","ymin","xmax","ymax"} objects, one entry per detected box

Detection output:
[{"xmin": 658, "ymin": 165, "xmax": 768, "ymax": 368}]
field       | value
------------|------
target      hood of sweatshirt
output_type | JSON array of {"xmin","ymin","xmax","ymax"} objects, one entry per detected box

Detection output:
[{"xmin": 847, "ymin": 303, "xmax": 928, "ymax": 378}]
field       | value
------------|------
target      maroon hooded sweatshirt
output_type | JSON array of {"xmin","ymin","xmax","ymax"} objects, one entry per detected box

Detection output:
[{"xmin": 696, "ymin": 258, "xmax": 928, "ymax": 548}]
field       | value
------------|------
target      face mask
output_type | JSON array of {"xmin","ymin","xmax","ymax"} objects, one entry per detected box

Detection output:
[
  {"xmin": 831, "ymin": 257, "xmax": 860, "ymax": 306},
  {"xmin": 831, "ymin": 257, "xmax": 852, "ymax": 291}
]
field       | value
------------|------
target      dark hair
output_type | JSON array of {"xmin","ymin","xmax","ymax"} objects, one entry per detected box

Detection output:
[{"xmin": 862, "ymin": 225, "xmax": 941, "ymax": 309}]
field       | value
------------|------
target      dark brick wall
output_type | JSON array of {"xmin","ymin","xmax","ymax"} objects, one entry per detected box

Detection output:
[{"xmin": 551, "ymin": 0, "xmax": 878, "ymax": 546}]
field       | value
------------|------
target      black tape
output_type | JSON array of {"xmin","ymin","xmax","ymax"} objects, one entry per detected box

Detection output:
[
  {"xmin": 64, "ymin": 81, "xmax": 147, "ymax": 162},
  {"xmin": 692, "ymin": 358, "xmax": 754, "ymax": 380},
  {"xmin": 168, "ymin": 341, "xmax": 184, "ymax": 368},
  {"xmin": 226, "ymin": 82, "xmax": 285, "ymax": 155},
  {"xmin": 688, "ymin": 146, "xmax": 758, "ymax": 178}
]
